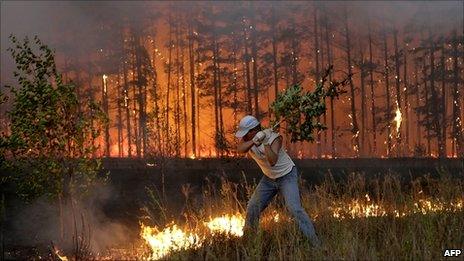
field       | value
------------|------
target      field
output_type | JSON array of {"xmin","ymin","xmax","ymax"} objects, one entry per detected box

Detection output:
[
  {"xmin": 2, "ymin": 159, "xmax": 464, "ymax": 260},
  {"xmin": 137, "ymin": 168, "xmax": 463, "ymax": 260}
]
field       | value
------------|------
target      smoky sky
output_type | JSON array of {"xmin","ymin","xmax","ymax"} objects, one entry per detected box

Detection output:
[{"xmin": 1, "ymin": 0, "xmax": 462, "ymax": 88}]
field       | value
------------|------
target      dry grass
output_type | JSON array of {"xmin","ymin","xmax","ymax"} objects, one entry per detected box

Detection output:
[{"xmin": 141, "ymin": 170, "xmax": 464, "ymax": 260}]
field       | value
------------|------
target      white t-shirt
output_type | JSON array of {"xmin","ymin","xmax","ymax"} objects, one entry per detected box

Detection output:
[{"xmin": 248, "ymin": 130, "xmax": 295, "ymax": 179}]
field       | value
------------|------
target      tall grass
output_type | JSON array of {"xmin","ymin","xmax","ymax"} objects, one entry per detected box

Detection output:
[{"xmin": 142, "ymin": 170, "xmax": 464, "ymax": 260}]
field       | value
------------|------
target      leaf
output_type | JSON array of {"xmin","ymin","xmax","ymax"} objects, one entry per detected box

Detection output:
[{"xmin": 270, "ymin": 66, "xmax": 349, "ymax": 143}]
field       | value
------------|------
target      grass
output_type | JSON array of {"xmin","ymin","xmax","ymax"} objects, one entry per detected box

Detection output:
[
  {"xmin": 141, "ymin": 170, "xmax": 464, "ymax": 260},
  {"xmin": 6, "ymin": 169, "xmax": 462, "ymax": 260}
]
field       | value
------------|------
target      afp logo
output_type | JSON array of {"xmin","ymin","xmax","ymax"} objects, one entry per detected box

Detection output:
[{"xmin": 444, "ymin": 249, "xmax": 462, "ymax": 257}]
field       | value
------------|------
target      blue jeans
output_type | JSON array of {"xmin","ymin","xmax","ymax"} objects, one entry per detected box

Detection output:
[{"xmin": 244, "ymin": 166, "xmax": 321, "ymax": 247}]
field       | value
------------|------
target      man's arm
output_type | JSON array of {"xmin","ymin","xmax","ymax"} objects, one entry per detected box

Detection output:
[
  {"xmin": 237, "ymin": 139, "xmax": 255, "ymax": 154},
  {"xmin": 264, "ymin": 136, "xmax": 282, "ymax": 166}
]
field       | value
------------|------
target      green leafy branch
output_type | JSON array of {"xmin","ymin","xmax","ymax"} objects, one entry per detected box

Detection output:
[{"xmin": 270, "ymin": 66, "xmax": 351, "ymax": 143}]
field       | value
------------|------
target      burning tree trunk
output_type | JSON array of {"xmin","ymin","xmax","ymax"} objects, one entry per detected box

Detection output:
[
  {"xmin": 116, "ymin": 73, "xmax": 123, "ymax": 157},
  {"xmin": 382, "ymin": 28, "xmax": 392, "ymax": 157},
  {"xmin": 270, "ymin": 4, "xmax": 279, "ymax": 110},
  {"xmin": 195, "ymin": 47, "xmax": 201, "ymax": 157},
  {"xmin": 358, "ymin": 40, "xmax": 367, "ymax": 157},
  {"xmin": 250, "ymin": 17, "xmax": 260, "ymax": 120},
  {"xmin": 86, "ymin": 65, "xmax": 97, "ymax": 158},
  {"xmin": 188, "ymin": 22, "xmax": 197, "ymax": 157},
  {"xmin": 323, "ymin": 6, "xmax": 336, "ymax": 157},
  {"xmin": 367, "ymin": 20, "xmax": 377, "ymax": 156},
  {"xmin": 440, "ymin": 41, "xmax": 447, "ymax": 157},
  {"xmin": 215, "ymin": 34, "xmax": 226, "ymax": 156},
  {"xmin": 319, "ymin": 14, "xmax": 328, "ymax": 156},
  {"xmin": 150, "ymin": 36, "xmax": 161, "ymax": 156},
  {"xmin": 130, "ymin": 33, "xmax": 140, "ymax": 157},
  {"xmin": 179, "ymin": 21, "xmax": 189, "ymax": 157},
  {"xmin": 413, "ymin": 58, "xmax": 422, "ymax": 148},
  {"xmin": 181, "ymin": 40, "xmax": 188, "ymax": 158},
  {"xmin": 175, "ymin": 20, "xmax": 181, "ymax": 156},
  {"xmin": 343, "ymin": 8, "xmax": 360, "ymax": 157},
  {"xmin": 403, "ymin": 41, "xmax": 409, "ymax": 155},
  {"xmin": 134, "ymin": 30, "xmax": 148, "ymax": 157},
  {"xmin": 165, "ymin": 16, "xmax": 173, "ymax": 156},
  {"xmin": 429, "ymin": 35, "xmax": 445, "ymax": 158},
  {"xmin": 290, "ymin": 21, "xmax": 299, "ymax": 87},
  {"xmin": 232, "ymin": 43, "xmax": 239, "ymax": 125},
  {"xmin": 243, "ymin": 19, "xmax": 253, "ymax": 115},
  {"xmin": 420, "ymin": 45, "xmax": 431, "ymax": 155},
  {"xmin": 393, "ymin": 28, "xmax": 402, "ymax": 156},
  {"xmin": 313, "ymin": 6, "xmax": 322, "ymax": 158},
  {"xmin": 101, "ymin": 74, "xmax": 110, "ymax": 157},
  {"xmin": 451, "ymin": 30, "xmax": 464, "ymax": 155},
  {"xmin": 122, "ymin": 56, "xmax": 132, "ymax": 157},
  {"xmin": 211, "ymin": 23, "xmax": 220, "ymax": 157}
]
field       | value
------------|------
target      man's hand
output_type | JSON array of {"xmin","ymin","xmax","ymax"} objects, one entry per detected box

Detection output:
[
  {"xmin": 252, "ymin": 131, "xmax": 266, "ymax": 146},
  {"xmin": 261, "ymin": 128, "xmax": 273, "ymax": 146}
]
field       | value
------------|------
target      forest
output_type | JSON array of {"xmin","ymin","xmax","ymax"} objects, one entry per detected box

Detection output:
[
  {"xmin": 1, "ymin": 1, "xmax": 463, "ymax": 159},
  {"xmin": 1, "ymin": 1, "xmax": 464, "ymax": 260}
]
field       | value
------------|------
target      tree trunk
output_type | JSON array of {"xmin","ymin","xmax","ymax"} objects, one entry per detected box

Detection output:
[
  {"xmin": 319, "ymin": 17, "xmax": 327, "ymax": 156},
  {"xmin": 271, "ymin": 4, "xmax": 279, "ymax": 108},
  {"xmin": 175, "ymin": 20, "xmax": 181, "ymax": 157},
  {"xmin": 382, "ymin": 28, "xmax": 392, "ymax": 157},
  {"xmin": 422, "ymin": 54, "xmax": 431, "ymax": 155},
  {"xmin": 232, "ymin": 40, "xmax": 239, "ymax": 153},
  {"xmin": 414, "ymin": 60, "xmax": 421, "ymax": 147},
  {"xmin": 180, "ymin": 25, "xmax": 188, "ymax": 157},
  {"xmin": 290, "ymin": 21, "xmax": 299, "ymax": 86},
  {"xmin": 213, "ymin": 31, "xmax": 220, "ymax": 157},
  {"xmin": 367, "ymin": 21, "xmax": 377, "ymax": 156},
  {"xmin": 251, "ymin": 19, "xmax": 260, "ymax": 120},
  {"xmin": 344, "ymin": 9, "xmax": 360, "ymax": 157},
  {"xmin": 165, "ymin": 18, "xmax": 173, "ymax": 156},
  {"xmin": 440, "ymin": 43, "xmax": 447, "ymax": 157},
  {"xmin": 243, "ymin": 21, "xmax": 253, "ymax": 115},
  {"xmin": 134, "ymin": 31, "xmax": 147, "ymax": 157},
  {"xmin": 216, "ymin": 38, "xmax": 225, "ymax": 156},
  {"xmin": 123, "ymin": 57, "xmax": 132, "ymax": 157},
  {"xmin": 188, "ymin": 22, "xmax": 197, "ymax": 157},
  {"xmin": 429, "ymin": 35, "xmax": 444, "ymax": 157},
  {"xmin": 314, "ymin": 7, "xmax": 322, "ymax": 158},
  {"xmin": 393, "ymin": 28, "xmax": 402, "ymax": 156},
  {"xmin": 195, "ymin": 47, "xmax": 201, "ymax": 157},
  {"xmin": 151, "ymin": 39, "xmax": 161, "ymax": 156},
  {"xmin": 131, "ymin": 33, "xmax": 140, "ymax": 157},
  {"xmin": 323, "ymin": 9, "xmax": 336, "ymax": 157},
  {"xmin": 451, "ymin": 30, "xmax": 464, "ymax": 155},
  {"xmin": 403, "ymin": 43, "xmax": 409, "ymax": 155},
  {"xmin": 116, "ymin": 72, "xmax": 123, "ymax": 157},
  {"xmin": 359, "ymin": 40, "xmax": 367, "ymax": 157}
]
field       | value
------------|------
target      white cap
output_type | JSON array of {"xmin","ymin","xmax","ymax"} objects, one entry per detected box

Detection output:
[{"xmin": 235, "ymin": 115, "xmax": 260, "ymax": 138}]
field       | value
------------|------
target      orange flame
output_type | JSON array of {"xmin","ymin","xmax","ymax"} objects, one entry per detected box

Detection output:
[{"xmin": 140, "ymin": 198, "xmax": 463, "ymax": 259}]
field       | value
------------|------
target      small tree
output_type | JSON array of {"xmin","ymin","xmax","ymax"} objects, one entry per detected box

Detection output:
[{"xmin": 3, "ymin": 35, "xmax": 106, "ymax": 203}]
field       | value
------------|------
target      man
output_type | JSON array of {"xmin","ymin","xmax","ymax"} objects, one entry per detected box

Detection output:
[{"xmin": 235, "ymin": 115, "xmax": 321, "ymax": 247}]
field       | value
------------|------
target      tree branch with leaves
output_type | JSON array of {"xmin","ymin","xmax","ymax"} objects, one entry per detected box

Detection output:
[{"xmin": 270, "ymin": 66, "xmax": 349, "ymax": 143}]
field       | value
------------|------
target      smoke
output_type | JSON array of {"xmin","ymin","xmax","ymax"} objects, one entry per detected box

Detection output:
[
  {"xmin": 1, "ymin": 1, "xmax": 461, "ymax": 87},
  {"xmin": 6, "ymin": 182, "xmax": 135, "ymax": 255}
]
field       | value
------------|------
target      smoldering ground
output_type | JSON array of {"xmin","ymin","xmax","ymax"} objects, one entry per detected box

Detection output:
[{"xmin": 3, "ymin": 181, "xmax": 136, "ymax": 255}]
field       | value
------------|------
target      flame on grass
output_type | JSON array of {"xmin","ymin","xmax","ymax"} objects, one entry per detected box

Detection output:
[
  {"xmin": 53, "ymin": 247, "xmax": 68, "ymax": 261},
  {"xmin": 329, "ymin": 195, "xmax": 464, "ymax": 219},
  {"xmin": 141, "ymin": 197, "xmax": 463, "ymax": 260},
  {"xmin": 140, "ymin": 214, "xmax": 245, "ymax": 260},
  {"xmin": 205, "ymin": 214, "xmax": 245, "ymax": 237},
  {"xmin": 141, "ymin": 223, "xmax": 201, "ymax": 260}
]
